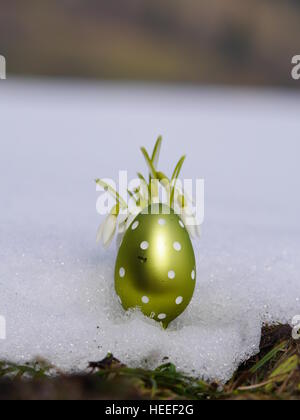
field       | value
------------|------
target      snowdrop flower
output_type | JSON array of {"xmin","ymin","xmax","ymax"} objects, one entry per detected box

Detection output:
[
  {"xmin": 174, "ymin": 188, "xmax": 201, "ymax": 239},
  {"xmin": 97, "ymin": 212, "xmax": 118, "ymax": 248},
  {"xmin": 96, "ymin": 136, "xmax": 202, "ymax": 248},
  {"xmin": 96, "ymin": 220, "xmax": 105, "ymax": 244},
  {"xmin": 117, "ymin": 213, "xmax": 128, "ymax": 234},
  {"xmin": 184, "ymin": 208, "xmax": 202, "ymax": 239},
  {"xmin": 181, "ymin": 208, "xmax": 197, "ymax": 239},
  {"xmin": 176, "ymin": 196, "xmax": 201, "ymax": 239},
  {"xmin": 116, "ymin": 231, "xmax": 125, "ymax": 249},
  {"xmin": 195, "ymin": 222, "xmax": 201, "ymax": 238},
  {"xmin": 125, "ymin": 212, "xmax": 139, "ymax": 230},
  {"xmin": 116, "ymin": 213, "xmax": 129, "ymax": 248}
]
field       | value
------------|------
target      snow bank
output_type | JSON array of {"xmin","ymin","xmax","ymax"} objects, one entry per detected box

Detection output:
[{"xmin": 0, "ymin": 79, "xmax": 299, "ymax": 382}]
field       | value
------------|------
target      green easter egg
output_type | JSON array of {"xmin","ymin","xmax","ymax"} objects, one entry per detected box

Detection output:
[{"xmin": 115, "ymin": 203, "xmax": 196, "ymax": 328}]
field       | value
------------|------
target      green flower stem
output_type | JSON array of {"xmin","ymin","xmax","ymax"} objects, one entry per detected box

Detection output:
[
  {"xmin": 151, "ymin": 135, "xmax": 162, "ymax": 168},
  {"xmin": 110, "ymin": 204, "xmax": 120, "ymax": 216},
  {"xmin": 140, "ymin": 147, "xmax": 158, "ymax": 179},
  {"xmin": 137, "ymin": 172, "xmax": 149, "ymax": 208},
  {"xmin": 127, "ymin": 189, "xmax": 139, "ymax": 205},
  {"xmin": 170, "ymin": 155, "xmax": 186, "ymax": 207},
  {"xmin": 95, "ymin": 179, "xmax": 128, "ymax": 209}
]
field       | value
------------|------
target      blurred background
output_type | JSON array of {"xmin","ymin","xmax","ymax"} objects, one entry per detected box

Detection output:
[{"xmin": 1, "ymin": 0, "xmax": 299, "ymax": 87}]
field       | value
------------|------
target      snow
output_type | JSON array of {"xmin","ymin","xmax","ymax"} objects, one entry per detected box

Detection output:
[{"xmin": 0, "ymin": 78, "xmax": 300, "ymax": 382}]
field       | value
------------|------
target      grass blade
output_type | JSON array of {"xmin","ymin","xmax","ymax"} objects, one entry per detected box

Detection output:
[{"xmin": 250, "ymin": 341, "xmax": 287, "ymax": 374}]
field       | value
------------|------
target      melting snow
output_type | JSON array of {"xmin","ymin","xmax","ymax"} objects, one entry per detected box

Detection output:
[{"xmin": 0, "ymin": 79, "xmax": 299, "ymax": 382}]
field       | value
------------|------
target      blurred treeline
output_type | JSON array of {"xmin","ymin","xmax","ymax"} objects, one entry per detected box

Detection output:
[{"xmin": 1, "ymin": 0, "xmax": 299, "ymax": 86}]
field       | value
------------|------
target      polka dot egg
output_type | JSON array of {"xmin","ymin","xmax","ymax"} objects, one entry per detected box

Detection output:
[{"xmin": 115, "ymin": 203, "xmax": 196, "ymax": 328}]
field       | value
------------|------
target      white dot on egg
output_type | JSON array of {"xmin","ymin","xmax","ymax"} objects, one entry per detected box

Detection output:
[
  {"xmin": 168, "ymin": 270, "xmax": 175, "ymax": 279},
  {"xmin": 131, "ymin": 221, "xmax": 139, "ymax": 230},
  {"xmin": 191, "ymin": 270, "xmax": 196, "ymax": 280},
  {"xmin": 173, "ymin": 242, "xmax": 182, "ymax": 251},
  {"xmin": 158, "ymin": 218, "xmax": 166, "ymax": 226},
  {"xmin": 179, "ymin": 220, "xmax": 185, "ymax": 228},
  {"xmin": 141, "ymin": 296, "xmax": 149, "ymax": 304},
  {"xmin": 119, "ymin": 267, "xmax": 126, "ymax": 278},
  {"xmin": 140, "ymin": 241, "xmax": 149, "ymax": 250},
  {"xmin": 158, "ymin": 313, "xmax": 166, "ymax": 320},
  {"xmin": 176, "ymin": 296, "xmax": 183, "ymax": 305},
  {"xmin": 117, "ymin": 296, "xmax": 122, "ymax": 305}
]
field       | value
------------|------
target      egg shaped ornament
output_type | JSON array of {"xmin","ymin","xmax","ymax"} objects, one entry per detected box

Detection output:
[{"xmin": 115, "ymin": 203, "xmax": 196, "ymax": 328}]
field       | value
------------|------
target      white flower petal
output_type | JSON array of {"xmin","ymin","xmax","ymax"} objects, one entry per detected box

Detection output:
[
  {"xmin": 182, "ymin": 212, "xmax": 197, "ymax": 239},
  {"xmin": 118, "ymin": 224, "xmax": 126, "ymax": 234},
  {"xmin": 118, "ymin": 216, "xmax": 127, "ymax": 234},
  {"xmin": 195, "ymin": 223, "xmax": 202, "ymax": 238},
  {"xmin": 125, "ymin": 214, "xmax": 136, "ymax": 230},
  {"xmin": 102, "ymin": 214, "xmax": 117, "ymax": 247},
  {"xmin": 116, "ymin": 231, "xmax": 125, "ymax": 249},
  {"xmin": 118, "ymin": 213, "xmax": 128, "ymax": 225},
  {"xmin": 186, "ymin": 224, "xmax": 196, "ymax": 239},
  {"xmin": 96, "ymin": 221, "xmax": 105, "ymax": 243}
]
